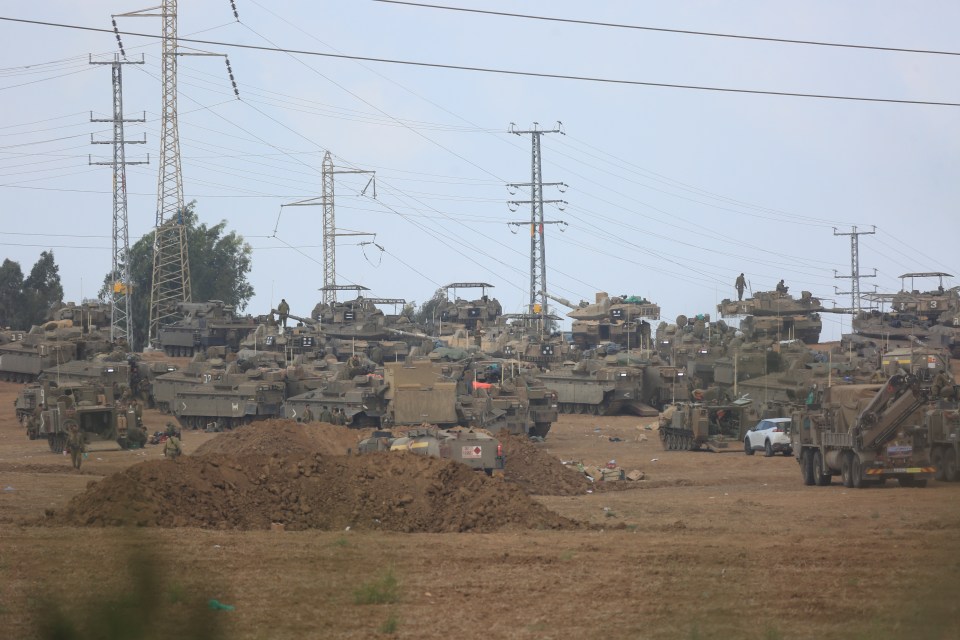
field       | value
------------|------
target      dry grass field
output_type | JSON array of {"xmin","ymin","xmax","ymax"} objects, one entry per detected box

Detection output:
[{"xmin": 1, "ymin": 378, "xmax": 958, "ymax": 640}]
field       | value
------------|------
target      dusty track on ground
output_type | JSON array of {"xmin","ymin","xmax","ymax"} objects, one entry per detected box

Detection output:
[{"xmin": 1, "ymin": 379, "xmax": 958, "ymax": 639}]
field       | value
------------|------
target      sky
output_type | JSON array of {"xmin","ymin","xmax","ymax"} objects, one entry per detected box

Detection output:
[{"xmin": 1, "ymin": 1, "xmax": 958, "ymax": 342}]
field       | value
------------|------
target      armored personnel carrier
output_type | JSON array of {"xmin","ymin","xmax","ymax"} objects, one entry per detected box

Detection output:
[
  {"xmin": 659, "ymin": 397, "xmax": 760, "ymax": 452},
  {"xmin": 156, "ymin": 300, "xmax": 258, "ymax": 357},
  {"xmin": 171, "ymin": 367, "xmax": 287, "ymax": 430}
]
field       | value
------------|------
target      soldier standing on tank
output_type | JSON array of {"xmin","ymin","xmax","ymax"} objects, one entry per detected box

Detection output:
[
  {"xmin": 776, "ymin": 280, "xmax": 788, "ymax": 295},
  {"xmin": 66, "ymin": 419, "xmax": 85, "ymax": 470},
  {"xmin": 319, "ymin": 406, "xmax": 333, "ymax": 423},
  {"xmin": 277, "ymin": 298, "xmax": 290, "ymax": 328},
  {"xmin": 735, "ymin": 273, "xmax": 747, "ymax": 301}
]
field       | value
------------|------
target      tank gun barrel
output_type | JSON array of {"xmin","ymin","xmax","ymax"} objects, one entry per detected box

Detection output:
[
  {"xmin": 385, "ymin": 327, "xmax": 436, "ymax": 340},
  {"xmin": 541, "ymin": 291, "xmax": 577, "ymax": 309},
  {"xmin": 272, "ymin": 310, "xmax": 317, "ymax": 326}
]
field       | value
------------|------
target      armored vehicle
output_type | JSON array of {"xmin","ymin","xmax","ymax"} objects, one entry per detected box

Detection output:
[
  {"xmin": 482, "ymin": 314, "xmax": 575, "ymax": 368},
  {"xmin": 717, "ymin": 290, "xmax": 824, "ymax": 318},
  {"xmin": 171, "ymin": 368, "xmax": 286, "ymax": 430},
  {"xmin": 0, "ymin": 329, "xmax": 76, "ymax": 382},
  {"xmin": 151, "ymin": 358, "xmax": 228, "ymax": 414},
  {"xmin": 927, "ymin": 403, "xmax": 960, "ymax": 482},
  {"xmin": 285, "ymin": 374, "xmax": 389, "ymax": 428},
  {"xmin": 738, "ymin": 313, "xmax": 822, "ymax": 344},
  {"xmin": 534, "ymin": 354, "xmax": 659, "ymax": 417},
  {"xmin": 34, "ymin": 358, "xmax": 131, "ymax": 392},
  {"xmin": 659, "ymin": 397, "xmax": 760, "ymax": 452},
  {"xmin": 22, "ymin": 382, "xmax": 145, "ymax": 451},
  {"xmin": 156, "ymin": 300, "xmax": 258, "ymax": 357},
  {"xmin": 428, "ymin": 282, "xmax": 502, "ymax": 336},
  {"xmin": 358, "ymin": 426, "xmax": 504, "ymax": 474},
  {"xmin": 551, "ymin": 292, "xmax": 659, "ymax": 351},
  {"xmin": 48, "ymin": 301, "xmax": 112, "ymax": 333},
  {"xmin": 311, "ymin": 289, "xmax": 410, "ymax": 341}
]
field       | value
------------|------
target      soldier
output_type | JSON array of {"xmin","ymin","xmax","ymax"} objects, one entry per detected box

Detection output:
[
  {"xmin": 735, "ymin": 273, "xmax": 747, "ymax": 301},
  {"xmin": 776, "ymin": 280, "xmax": 788, "ymax": 295},
  {"xmin": 133, "ymin": 399, "xmax": 144, "ymax": 429},
  {"xmin": 302, "ymin": 406, "xmax": 314, "ymax": 423},
  {"xmin": 163, "ymin": 423, "xmax": 182, "ymax": 460},
  {"xmin": 931, "ymin": 370, "xmax": 956, "ymax": 400},
  {"xmin": 332, "ymin": 408, "xmax": 346, "ymax": 426},
  {"xmin": 26, "ymin": 404, "xmax": 42, "ymax": 439},
  {"xmin": 319, "ymin": 405, "xmax": 334, "ymax": 424},
  {"xmin": 277, "ymin": 298, "xmax": 290, "ymax": 328},
  {"xmin": 66, "ymin": 419, "xmax": 85, "ymax": 470}
]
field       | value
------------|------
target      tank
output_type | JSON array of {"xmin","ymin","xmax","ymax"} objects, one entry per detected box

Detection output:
[
  {"xmin": 156, "ymin": 300, "xmax": 258, "ymax": 357},
  {"xmin": 482, "ymin": 314, "xmax": 576, "ymax": 367},
  {"xmin": 47, "ymin": 301, "xmax": 112, "ymax": 332},
  {"xmin": 739, "ymin": 314, "xmax": 822, "ymax": 344},
  {"xmin": 284, "ymin": 357, "xmax": 389, "ymax": 427},
  {"xmin": 534, "ymin": 354, "xmax": 658, "ymax": 417},
  {"xmin": 358, "ymin": 426, "xmax": 505, "ymax": 474},
  {"xmin": 428, "ymin": 282, "xmax": 502, "ymax": 337},
  {"xmin": 717, "ymin": 290, "xmax": 824, "ymax": 318},
  {"xmin": 566, "ymin": 292, "xmax": 659, "ymax": 351}
]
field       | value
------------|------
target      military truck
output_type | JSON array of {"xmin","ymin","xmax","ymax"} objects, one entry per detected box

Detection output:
[
  {"xmin": 156, "ymin": 300, "xmax": 258, "ymax": 356},
  {"xmin": 358, "ymin": 426, "xmax": 505, "ymax": 475},
  {"xmin": 659, "ymin": 398, "xmax": 760, "ymax": 452},
  {"xmin": 22, "ymin": 382, "xmax": 144, "ymax": 451}
]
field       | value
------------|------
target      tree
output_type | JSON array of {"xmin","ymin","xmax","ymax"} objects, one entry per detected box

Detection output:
[
  {"xmin": 0, "ymin": 259, "xmax": 25, "ymax": 328},
  {"xmin": 102, "ymin": 201, "xmax": 254, "ymax": 349},
  {"xmin": 0, "ymin": 252, "xmax": 64, "ymax": 329}
]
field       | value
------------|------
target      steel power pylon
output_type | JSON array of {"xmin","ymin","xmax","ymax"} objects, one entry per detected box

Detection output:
[
  {"xmin": 507, "ymin": 122, "xmax": 567, "ymax": 318},
  {"xmin": 833, "ymin": 225, "xmax": 877, "ymax": 314},
  {"xmin": 280, "ymin": 151, "xmax": 376, "ymax": 304},
  {"xmin": 89, "ymin": 54, "xmax": 148, "ymax": 349}
]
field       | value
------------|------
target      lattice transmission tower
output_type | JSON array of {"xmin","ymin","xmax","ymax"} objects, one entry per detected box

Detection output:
[
  {"xmin": 833, "ymin": 225, "xmax": 877, "ymax": 314},
  {"xmin": 89, "ymin": 54, "xmax": 148, "ymax": 348},
  {"xmin": 507, "ymin": 122, "xmax": 567, "ymax": 318}
]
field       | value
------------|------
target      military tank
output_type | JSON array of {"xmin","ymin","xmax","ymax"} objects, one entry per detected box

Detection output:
[
  {"xmin": 0, "ymin": 321, "xmax": 111, "ymax": 383},
  {"xmin": 548, "ymin": 292, "xmax": 660, "ymax": 351},
  {"xmin": 717, "ymin": 289, "xmax": 824, "ymax": 318},
  {"xmin": 156, "ymin": 300, "xmax": 258, "ymax": 357},
  {"xmin": 284, "ymin": 356, "xmax": 389, "ymax": 427},
  {"xmin": 738, "ymin": 313, "xmax": 822, "ymax": 344},
  {"xmin": 534, "ymin": 353, "xmax": 659, "ymax": 417}
]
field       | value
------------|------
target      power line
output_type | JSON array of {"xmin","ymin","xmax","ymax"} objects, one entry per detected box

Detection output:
[
  {"xmin": 2, "ymin": 16, "xmax": 959, "ymax": 107},
  {"xmin": 373, "ymin": 1, "xmax": 960, "ymax": 58}
]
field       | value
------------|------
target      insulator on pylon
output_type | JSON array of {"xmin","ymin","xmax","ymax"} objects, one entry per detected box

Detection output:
[
  {"xmin": 225, "ymin": 57, "xmax": 240, "ymax": 98},
  {"xmin": 230, "ymin": 1, "xmax": 240, "ymax": 20},
  {"xmin": 112, "ymin": 19, "xmax": 126, "ymax": 57}
]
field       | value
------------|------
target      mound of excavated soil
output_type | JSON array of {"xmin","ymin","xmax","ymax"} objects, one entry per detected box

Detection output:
[
  {"xmin": 501, "ymin": 435, "xmax": 593, "ymax": 496},
  {"xmin": 44, "ymin": 449, "xmax": 580, "ymax": 533},
  {"xmin": 194, "ymin": 419, "xmax": 372, "ymax": 457}
]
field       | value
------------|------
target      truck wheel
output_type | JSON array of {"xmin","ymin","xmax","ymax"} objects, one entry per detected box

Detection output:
[
  {"xmin": 841, "ymin": 454, "xmax": 854, "ymax": 488},
  {"xmin": 813, "ymin": 450, "xmax": 831, "ymax": 486},
  {"xmin": 850, "ymin": 456, "xmax": 864, "ymax": 489},
  {"xmin": 764, "ymin": 440, "xmax": 773, "ymax": 457},
  {"xmin": 801, "ymin": 450, "xmax": 814, "ymax": 486},
  {"xmin": 744, "ymin": 438, "xmax": 754, "ymax": 455},
  {"xmin": 932, "ymin": 448, "xmax": 945, "ymax": 481},
  {"xmin": 942, "ymin": 449, "xmax": 958, "ymax": 482}
]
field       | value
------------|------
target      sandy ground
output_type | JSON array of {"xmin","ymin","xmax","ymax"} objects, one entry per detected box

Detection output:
[{"xmin": 1, "ymin": 378, "xmax": 958, "ymax": 639}]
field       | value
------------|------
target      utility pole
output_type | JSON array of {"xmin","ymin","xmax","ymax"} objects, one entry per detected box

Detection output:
[
  {"xmin": 115, "ymin": 1, "xmax": 239, "ymax": 347},
  {"xmin": 89, "ymin": 53, "xmax": 148, "ymax": 349},
  {"xmin": 833, "ymin": 225, "xmax": 876, "ymax": 314},
  {"xmin": 507, "ymin": 122, "xmax": 567, "ymax": 318},
  {"xmin": 281, "ymin": 151, "xmax": 376, "ymax": 304}
]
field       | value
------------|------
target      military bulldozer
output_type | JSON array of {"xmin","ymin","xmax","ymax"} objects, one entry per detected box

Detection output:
[
  {"xmin": 358, "ymin": 426, "xmax": 505, "ymax": 475},
  {"xmin": 659, "ymin": 397, "xmax": 759, "ymax": 452}
]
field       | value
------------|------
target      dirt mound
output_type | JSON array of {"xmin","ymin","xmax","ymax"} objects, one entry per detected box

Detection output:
[
  {"xmin": 44, "ymin": 452, "xmax": 580, "ymax": 533},
  {"xmin": 501, "ymin": 435, "xmax": 593, "ymax": 495},
  {"xmin": 194, "ymin": 419, "xmax": 372, "ymax": 457}
]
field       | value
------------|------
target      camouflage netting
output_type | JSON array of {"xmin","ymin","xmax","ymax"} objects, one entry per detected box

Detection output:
[{"xmin": 43, "ymin": 421, "xmax": 582, "ymax": 533}]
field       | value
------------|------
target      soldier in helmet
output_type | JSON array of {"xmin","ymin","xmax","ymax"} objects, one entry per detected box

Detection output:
[
  {"xmin": 66, "ymin": 418, "xmax": 85, "ymax": 470},
  {"xmin": 163, "ymin": 422, "xmax": 182, "ymax": 460}
]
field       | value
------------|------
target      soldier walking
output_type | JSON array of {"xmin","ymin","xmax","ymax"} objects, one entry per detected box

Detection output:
[
  {"xmin": 66, "ymin": 419, "xmax": 85, "ymax": 470},
  {"xmin": 277, "ymin": 298, "xmax": 290, "ymax": 328},
  {"xmin": 735, "ymin": 273, "xmax": 747, "ymax": 301},
  {"xmin": 163, "ymin": 423, "xmax": 182, "ymax": 460}
]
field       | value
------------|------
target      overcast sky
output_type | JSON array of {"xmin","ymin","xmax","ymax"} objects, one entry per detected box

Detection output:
[{"xmin": 1, "ymin": 1, "xmax": 957, "ymax": 342}]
